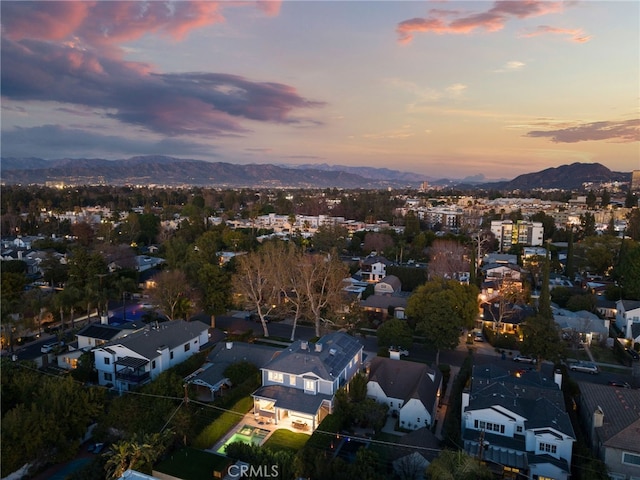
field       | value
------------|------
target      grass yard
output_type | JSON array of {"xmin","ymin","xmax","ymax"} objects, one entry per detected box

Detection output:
[
  {"xmin": 262, "ymin": 429, "xmax": 310, "ymax": 452},
  {"xmin": 192, "ymin": 396, "xmax": 254, "ymax": 449},
  {"xmin": 154, "ymin": 447, "xmax": 231, "ymax": 480}
]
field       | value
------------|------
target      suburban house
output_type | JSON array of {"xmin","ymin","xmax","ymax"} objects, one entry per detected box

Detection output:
[
  {"xmin": 389, "ymin": 427, "xmax": 441, "ymax": 480},
  {"xmin": 186, "ymin": 341, "xmax": 280, "ymax": 401},
  {"xmin": 480, "ymin": 302, "xmax": 535, "ymax": 334},
  {"xmin": 462, "ymin": 364, "xmax": 575, "ymax": 480},
  {"xmin": 577, "ymin": 381, "xmax": 640, "ymax": 480},
  {"xmin": 366, "ymin": 356, "xmax": 442, "ymax": 431},
  {"xmin": 252, "ymin": 331, "xmax": 363, "ymax": 431},
  {"xmin": 359, "ymin": 255, "xmax": 393, "ymax": 283},
  {"xmin": 615, "ymin": 300, "xmax": 640, "ymax": 340},
  {"xmin": 553, "ymin": 308, "xmax": 609, "ymax": 345},
  {"xmin": 57, "ymin": 321, "xmax": 146, "ymax": 371},
  {"xmin": 93, "ymin": 320, "xmax": 209, "ymax": 391},
  {"xmin": 360, "ymin": 275, "xmax": 409, "ymax": 321}
]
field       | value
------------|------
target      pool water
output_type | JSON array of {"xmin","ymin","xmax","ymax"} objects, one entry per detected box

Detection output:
[{"xmin": 216, "ymin": 425, "xmax": 269, "ymax": 455}]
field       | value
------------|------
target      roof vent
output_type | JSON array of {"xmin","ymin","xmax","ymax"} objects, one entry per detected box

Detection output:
[
  {"xmin": 301, "ymin": 341, "xmax": 308, "ymax": 350},
  {"xmin": 315, "ymin": 343, "xmax": 323, "ymax": 353},
  {"xmin": 329, "ymin": 348, "xmax": 337, "ymax": 356}
]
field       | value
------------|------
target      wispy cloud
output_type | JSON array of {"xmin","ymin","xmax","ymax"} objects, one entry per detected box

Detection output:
[
  {"xmin": 526, "ymin": 119, "xmax": 640, "ymax": 143},
  {"xmin": 520, "ymin": 25, "xmax": 591, "ymax": 43},
  {"xmin": 396, "ymin": 1, "xmax": 578, "ymax": 44},
  {"xmin": 495, "ymin": 60, "xmax": 526, "ymax": 73}
]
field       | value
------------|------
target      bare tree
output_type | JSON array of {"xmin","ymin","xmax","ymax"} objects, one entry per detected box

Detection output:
[
  {"xmin": 483, "ymin": 275, "xmax": 525, "ymax": 332},
  {"xmin": 232, "ymin": 243, "xmax": 281, "ymax": 337},
  {"xmin": 298, "ymin": 251, "xmax": 349, "ymax": 337},
  {"xmin": 428, "ymin": 239, "xmax": 469, "ymax": 281},
  {"xmin": 146, "ymin": 270, "xmax": 191, "ymax": 321},
  {"xmin": 271, "ymin": 243, "xmax": 307, "ymax": 341}
]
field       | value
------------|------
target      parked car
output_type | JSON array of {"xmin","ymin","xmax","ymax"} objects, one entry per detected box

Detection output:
[
  {"xmin": 41, "ymin": 342, "xmax": 60, "ymax": 354},
  {"xmin": 607, "ymin": 380, "xmax": 631, "ymax": 389},
  {"xmin": 473, "ymin": 332, "xmax": 484, "ymax": 342},
  {"xmin": 625, "ymin": 348, "xmax": 640, "ymax": 360},
  {"xmin": 513, "ymin": 354, "xmax": 537, "ymax": 364},
  {"xmin": 569, "ymin": 361, "xmax": 599, "ymax": 374}
]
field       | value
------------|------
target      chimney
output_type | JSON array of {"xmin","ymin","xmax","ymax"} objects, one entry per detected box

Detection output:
[
  {"xmin": 301, "ymin": 340, "xmax": 308, "ymax": 350},
  {"xmin": 389, "ymin": 349, "xmax": 401, "ymax": 360},
  {"xmin": 554, "ymin": 369, "xmax": 562, "ymax": 389},
  {"xmin": 315, "ymin": 343, "xmax": 323, "ymax": 353},
  {"xmin": 226, "ymin": 342, "xmax": 233, "ymax": 350},
  {"xmin": 101, "ymin": 314, "xmax": 109, "ymax": 325},
  {"xmin": 593, "ymin": 406, "xmax": 604, "ymax": 429},
  {"xmin": 18, "ymin": 251, "xmax": 23, "ymax": 259}
]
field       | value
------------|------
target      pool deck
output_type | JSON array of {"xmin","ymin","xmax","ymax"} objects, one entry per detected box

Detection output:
[{"xmin": 209, "ymin": 408, "xmax": 312, "ymax": 455}]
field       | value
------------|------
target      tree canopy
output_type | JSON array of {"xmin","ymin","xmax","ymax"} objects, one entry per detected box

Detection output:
[{"xmin": 406, "ymin": 279, "xmax": 478, "ymax": 365}]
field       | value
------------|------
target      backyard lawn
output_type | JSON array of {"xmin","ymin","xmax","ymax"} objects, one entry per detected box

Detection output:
[
  {"xmin": 262, "ymin": 429, "xmax": 310, "ymax": 452},
  {"xmin": 154, "ymin": 447, "xmax": 231, "ymax": 480}
]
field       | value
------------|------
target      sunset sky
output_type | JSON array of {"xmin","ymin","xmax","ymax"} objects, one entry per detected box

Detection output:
[{"xmin": 1, "ymin": 1, "xmax": 638, "ymax": 180}]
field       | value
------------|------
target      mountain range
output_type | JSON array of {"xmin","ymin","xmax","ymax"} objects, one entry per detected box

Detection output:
[{"xmin": 0, "ymin": 156, "xmax": 632, "ymax": 190}]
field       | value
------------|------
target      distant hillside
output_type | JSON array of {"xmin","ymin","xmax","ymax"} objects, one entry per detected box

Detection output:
[
  {"xmin": 483, "ymin": 162, "xmax": 630, "ymax": 190},
  {"xmin": 287, "ymin": 163, "xmax": 430, "ymax": 183},
  {"xmin": 0, "ymin": 156, "xmax": 423, "ymax": 188}
]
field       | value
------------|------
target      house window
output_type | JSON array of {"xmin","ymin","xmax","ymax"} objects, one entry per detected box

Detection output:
[
  {"xmin": 622, "ymin": 452, "xmax": 640, "ymax": 466},
  {"xmin": 289, "ymin": 375, "xmax": 296, "ymax": 386},
  {"xmin": 268, "ymin": 371, "xmax": 283, "ymax": 383},
  {"xmin": 104, "ymin": 357, "xmax": 110, "ymax": 365},
  {"xmin": 516, "ymin": 426, "xmax": 523, "ymax": 433},
  {"xmin": 104, "ymin": 372, "xmax": 112, "ymax": 381},
  {"xmin": 539, "ymin": 442, "xmax": 557, "ymax": 454},
  {"xmin": 152, "ymin": 360, "xmax": 156, "ymax": 369},
  {"xmin": 304, "ymin": 379, "xmax": 317, "ymax": 394},
  {"xmin": 184, "ymin": 343, "xmax": 190, "ymax": 352},
  {"xmin": 170, "ymin": 351, "xmax": 174, "ymax": 360}
]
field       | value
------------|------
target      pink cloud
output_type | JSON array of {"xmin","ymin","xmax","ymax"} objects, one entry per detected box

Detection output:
[
  {"xmin": 521, "ymin": 25, "xmax": 592, "ymax": 43},
  {"xmin": 526, "ymin": 119, "xmax": 640, "ymax": 143},
  {"xmin": 1, "ymin": 1, "xmax": 282, "ymax": 48},
  {"xmin": 397, "ymin": 0, "xmax": 568, "ymax": 44}
]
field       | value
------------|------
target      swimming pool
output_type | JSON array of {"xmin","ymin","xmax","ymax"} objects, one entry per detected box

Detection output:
[{"xmin": 216, "ymin": 425, "xmax": 270, "ymax": 455}]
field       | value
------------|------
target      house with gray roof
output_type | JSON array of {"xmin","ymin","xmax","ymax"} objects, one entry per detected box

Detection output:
[
  {"xmin": 366, "ymin": 356, "xmax": 442, "ymax": 430},
  {"xmin": 93, "ymin": 320, "xmax": 209, "ymax": 390},
  {"xmin": 360, "ymin": 254, "xmax": 393, "ymax": 283},
  {"xmin": 577, "ymin": 381, "xmax": 640, "ymax": 480},
  {"xmin": 252, "ymin": 331, "xmax": 363, "ymax": 431},
  {"xmin": 186, "ymin": 341, "xmax": 280, "ymax": 400},
  {"xmin": 462, "ymin": 364, "xmax": 575, "ymax": 480}
]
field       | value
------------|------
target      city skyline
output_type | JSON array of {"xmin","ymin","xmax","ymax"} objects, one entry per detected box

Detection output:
[{"xmin": 1, "ymin": 0, "xmax": 639, "ymax": 179}]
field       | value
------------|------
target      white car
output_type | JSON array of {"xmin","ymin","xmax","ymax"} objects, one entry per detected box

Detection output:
[
  {"xmin": 41, "ymin": 342, "xmax": 60, "ymax": 353},
  {"xmin": 569, "ymin": 361, "xmax": 599, "ymax": 374},
  {"xmin": 513, "ymin": 354, "xmax": 537, "ymax": 364}
]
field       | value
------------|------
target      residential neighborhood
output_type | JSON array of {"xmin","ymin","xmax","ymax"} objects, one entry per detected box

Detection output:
[{"xmin": 1, "ymin": 182, "xmax": 640, "ymax": 480}]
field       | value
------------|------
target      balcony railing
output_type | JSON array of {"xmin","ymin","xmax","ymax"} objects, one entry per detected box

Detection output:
[{"xmin": 116, "ymin": 370, "xmax": 150, "ymax": 384}]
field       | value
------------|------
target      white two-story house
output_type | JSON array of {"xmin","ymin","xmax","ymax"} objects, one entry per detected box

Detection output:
[
  {"xmin": 615, "ymin": 300, "xmax": 640, "ymax": 341},
  {"xmin": 462, "ymin": 365, "xmax": 575, "ymax": 480},
  {"xmin": 252, "ymin": 331, "xmax": 363, "ymax": 431},
  {"xmin": 360, "ymin": 255, "xmax": 393, "ymax": 283},
  {"xmin": 94, "ymin": 320, "xmax": 209, "ymax": 391},
  {"xmin": 366, "ymin": 356, "xmax": 442, "ymax": 430}
]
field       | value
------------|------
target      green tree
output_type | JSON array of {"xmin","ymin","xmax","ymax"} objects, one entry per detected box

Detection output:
[
  {"xmin": 565, "ymin": 228, "xmax": 575, "ymax": 279},
  {"xmin": 348, "ymin": 372, "xmax": 368, "ymax": 403},
  {"xmin": 376, "ymin": 318, "xmax": 413, "ymax": 350},
  {"xmin": 614, "ymin": 243, "xmax": 640, "ymax": 300},
  {"xmin": 520, "ymin": 314, "xmax": 564, "ymax": 367},
  {"xmin": 627, "ymin": 208, "xmax": 640, "ymax": 241},
  {"xmin": 579, "ymin": 212, "xmax": 596, "ymax": 238},
  {"xmin": 586, "ymin": 190, "xmax": 597, "ymax": 209},
  {"xmin": 426, "ymin": 449, "xmax": 493, "ymax": 480},
  {"xmin": 407, "ymin": 279, "xmax": 478, "ymax": 365},
  {"xmin": 313, "ymin": 224, "xmax": 349, "ymax": 253},
  {"xmin": 600, "ymin": 188, "xmax": 611, "ymax": 207},
  {"xmin": 538, "ymin": 250, "xmax": 552, "ymax": 319}
]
